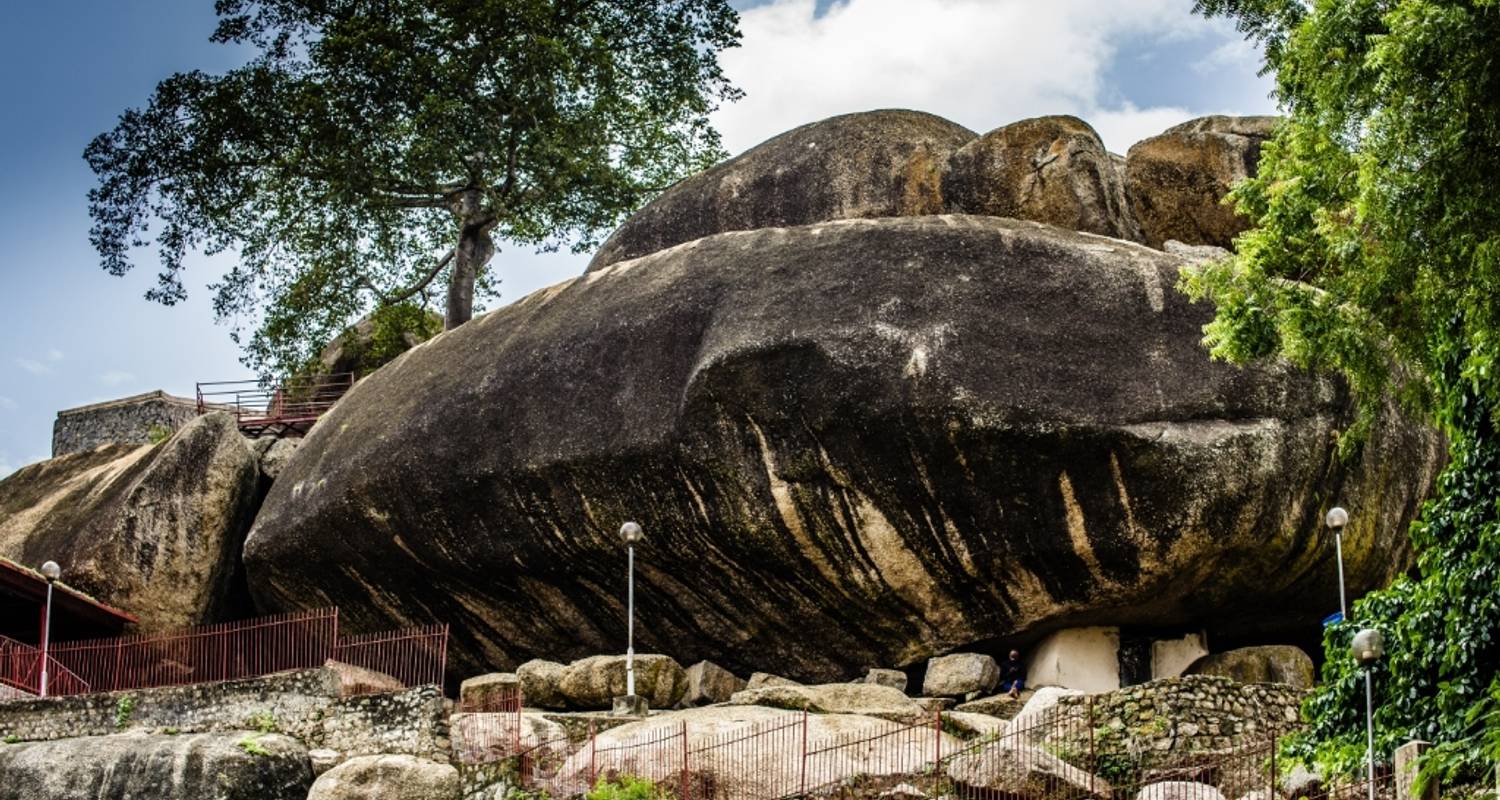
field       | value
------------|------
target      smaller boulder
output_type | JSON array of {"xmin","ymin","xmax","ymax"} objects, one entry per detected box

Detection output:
[
  {"xmin": 259, "ymin": 438, "xmax": 300, "ymax": 481},
  {"xmin": 308, "ymin": 749, "xmax": 342, "ymax": 776},
  {"xmin": 955, "ymin": 690, "xmax": 1032, "ymax": 720},
  {"xmin": 923, "ymin": 653, "xmax": 999, "ymax": 698},
  {"xmin": 682, "ymin": 661, "xmax": 745, "ymax": 707},
  {"xmin": 728, "ymin": 682, "xmax": 924, "ymax": 717},
  {"xmin": 459, "ymin": 672, "xmax": 520, "ymax": 711},
  {"xmin": 556, "ymin": 654, "xmax": 688, "ymax": 710},
  {"xmin": 516, "ymin": 659, "xmax": 567, "ymax": 709},
  {"xmin": 914, "ymin": 696, "xmax": 955, "ymax": 713},
  {"xmin": 946, "ymin": 737, "xmax": 1110, "ymax": 798},
  {"xmin": 1186, "ymin": 645, "xmax": 1315, "ymax": 689},
  {"xmin": 324, "ymin": 660, "xmax": 404, "ymax": 696},
  {"xmin": 306, "ymin": 754, "xmax": 460, "ymax": 800},
  {"xmin": 1135, "ymin": 781, "xmax": 1228, "ymax": 800},
  {"xmin": 942, "ymin": 710, "xmax": 1008, "ymax": 738},
  {"xmin": 862, "ymin": 668, "xmax": 908, "ymax": 692},
  {"xmin": 745, "ymin": 672, "xmax": 800, "ymax": 690},
  {"xmin": 1010, "ymin": 686, "xmax": 1084, "ymax": 733}
]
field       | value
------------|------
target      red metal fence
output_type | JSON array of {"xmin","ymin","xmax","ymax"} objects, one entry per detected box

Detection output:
[
  {"xmin": 0, "ymin": 608, "xmax": 448, "ymax": 700},
  {"xmin": 456, "ymin": 691, "xmax": 1394, "ymax": 800},
  {"xmin": 196, "ymin": 372, "xmax": 355, "ymax": 437}
]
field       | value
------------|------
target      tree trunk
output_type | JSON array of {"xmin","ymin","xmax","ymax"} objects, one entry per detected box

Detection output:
[{"xmin": 445, "ymin": 189, "xmax": 495, "ymax": 330}]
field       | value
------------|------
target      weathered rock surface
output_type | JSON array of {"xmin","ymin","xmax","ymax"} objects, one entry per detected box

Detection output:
[
  {"xmin": 746, "ymin": 672, "xmax": 800, "ymax": 690},
  {"xmin": 1125, "ymin": 115, "xmax": 1280, "ymax": 249},
  {"xmin": 245, "ymin": 214, "xmax": 1442, "ymax": 681},
  {"xmin": 1186, "ymin": 645, "xmax": 1316, "ymax": 689},
  {"xmin": 459, "ymin": 672, "xmax": 519, "ymax": 710},
  {"xmin": 587, "ymin": 110, "xmax": 976, "ymax": 270},
  {"xmin": 728, "ymin": 681, "xmax": 924, "ymax": 717},
  {"xmin": 452, "ymin": 711, "xmax": 569, "ymax": 766},
  {"xmin": 0, "ymin": 731, "xmax": 311, "ymax": 800},
  {"xmin": 864, "ymin": 668, "xmax": 909, "ymax": 692},
  {"xmin": 946, "ymin": 736, "xmax": 1110, "ymax": 798},
  {"xmin": 923, "ymin": 653, "xmax": 1000, "ymax": 698},
  {"xmin": 1010, "ymin": 687, "xmax": 1085, "ymax": 734},
  {"xmin": 517, "ymin": 660, "xmax": 566, "ymax": 709},
  {"xmin": 555, "ymin": 654, "xmax": 687, "ymax": 710},
  {"xmin": 0, "ymin": 412, "xmax": 260, "ymax": 631},
  {"xmin": 259, "ymin": 437, "xmax": 300, "ymax": 482},
  {"xmin": 683, "ymin": 660, "xmax": 745, "ymax": 706},
  {"xmin": 306, "ymin": 754, "xmax": 459, "ymax": 800},
  {"xmin": 943, "ymin": 115, "xmax": 1143, "ymax": 242},
  {"xmin": 954, "ymin": 691, "xmax": 1032, "ymax": 720},
  {"xmin": 1136, "ymin": 781, "xmax": 1228, "ymax": 800}
]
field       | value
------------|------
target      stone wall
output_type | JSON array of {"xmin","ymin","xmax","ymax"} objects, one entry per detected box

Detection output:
[
  {"xmin": 0, "ymin": 667, "xmax": 449, "ymax": 763},
  {"xmin": 1057, "ymin": 674, "xmax": 1305, "ymax": 755},
  {"xmin": 52, "ymin": 390, "xmax": 203, "ymax": 457}
]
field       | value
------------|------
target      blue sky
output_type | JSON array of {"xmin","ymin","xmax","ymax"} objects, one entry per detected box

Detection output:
[{"xmin": 0, "ymin": 0, "xmax": 1275, "ymax": 477}]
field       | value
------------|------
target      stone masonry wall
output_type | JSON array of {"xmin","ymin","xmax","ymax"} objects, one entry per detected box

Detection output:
[
  {"xmin": 1056, "ymin": 674, "xmax": 1305, "ymax": 755},
  {"xmin": 0, "ymin": 667, "xmax": 449, "ymax": 762},
  {"xmin": 52, "ymin": 390, "xmax": 203, "ymax": 457}
]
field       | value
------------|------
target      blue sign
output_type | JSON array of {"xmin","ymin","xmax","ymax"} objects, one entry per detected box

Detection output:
[{"xmin": 1323, "ymin": 611, "xmax": 1344, "ymax": 627}]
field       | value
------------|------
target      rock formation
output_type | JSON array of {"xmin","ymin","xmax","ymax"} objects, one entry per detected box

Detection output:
[
  {"xmin": 1125, "ymin": 115, "xmax": 1280, "ymax": 248},
  {"xmin": 0, "ymin": 412, "xmax": 260, "ymax": 631},
  {"xmin": 1187, "ymin": 645, "xmax": 1316, "ymax": 689},
  {"xmin": 244, "ymin": 208, "xmax": 1442, "ymax": 680}
]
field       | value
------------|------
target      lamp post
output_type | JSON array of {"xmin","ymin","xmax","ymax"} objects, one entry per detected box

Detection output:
[
  {"xmin": 618, "ymin": 521, "xmax": 644, "ymax": 699},
  {"xmin": 39, "ymin": 560, "xmax": 60, "ymax": 698},
  {"xmin": 1326, "ymin": 506, "xmax": 1350, "ymax": 620},
  {"xmin": 1353, "ymin": 627, "xmax": 1385, "ymax": 800}
]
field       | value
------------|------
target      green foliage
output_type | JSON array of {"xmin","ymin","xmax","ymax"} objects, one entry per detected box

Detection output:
[
  {"xmin": 114, "ymin": 694, "xmax": 135, "ymax": 730},
  {"xmin": 245, "ymin": 710, "xmax": 277, "ymax": 734},
  {"xmin": 145, "ymin": 424, "xmax": 173, "ymax": 445},
  {"xmin": 585, "ymin": 776, "xmax": 666, "ymax": 800},
  {"xmin": 236, "ymin": 733, "xmax": 271, "ymax": 757},
  {"xmin": 86, "ymin": 0, "xmax": 742, "ymax": 376},
  {"xmin": 2, "ymin": 734, "xmax": 19, "ymax": 744},
  {"xmin": 1189, "ymin": 0, "xmax": 1500, "ymax": 785}
]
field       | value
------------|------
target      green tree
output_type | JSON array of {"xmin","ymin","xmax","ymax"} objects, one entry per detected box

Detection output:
[
  {"xmin": 1185, "ymin": 0, "xmax": 1500, "ymax": 783},
  {"xmin": 87, "ymin": 0, "xmax": 741, "ymax": 375}
]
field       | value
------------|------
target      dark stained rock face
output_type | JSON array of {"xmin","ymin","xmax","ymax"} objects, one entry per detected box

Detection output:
[
  {"xmin": 0, "ymin": 412, "xmax": 260, "ymax": 631},
  {"xmin": 244, "ymin": 215, "xmax": 1442, "ymax": 681},
  {"xmin": 586, "ymin": 110, "xmax": 976, "ymax": 271},
  {"xmin": 943, "ymin": 115, "xmax": 1143, "ymax": 242},
  {"xmin": 1124, "ymin": 115, "xmax": 1280, "ymax": 249}
]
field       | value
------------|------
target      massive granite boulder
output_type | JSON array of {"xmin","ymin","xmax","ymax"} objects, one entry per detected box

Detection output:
[
  {"xmin": 0, "ymin": 412, "xmax": 260, "ymax": 631},
  {"xmin": 586, "ymin": 110, "xmax": 976, "ymax": 270},
  {"xmin": 0, "ymin": 731, "xmax": 311, "ymax": 800},
  {"xmin": 943, "ymin": 115, "xmax": 1143, "ymax": 242},
  {"xmin": 244, "ymin": 214, "xmax": 1442, "ymax": 681},
  {"xmin": 1125, "ymin": 115, "xmax": 1280, "ymax": 249}
]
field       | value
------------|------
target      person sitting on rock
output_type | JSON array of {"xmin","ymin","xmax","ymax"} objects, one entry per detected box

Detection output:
[{"xmin": 999, "ymin": 649, "xmax": 1026, "ymax": 699}]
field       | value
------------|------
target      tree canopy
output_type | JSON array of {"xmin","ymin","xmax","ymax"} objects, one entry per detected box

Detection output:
[
  {"xmin": 87, "ymin": 0, "xmax": 741, "ymax": 375},
  {"xmin": 1186, "ymin": 0, "xmax": 1500, "ymax": 783}
]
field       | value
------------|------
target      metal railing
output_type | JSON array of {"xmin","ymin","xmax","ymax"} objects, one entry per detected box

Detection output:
[
  {"xmin": 455, "ymin": 690, "xmax": 1395, "ymax": 800},
  {"xmin": 195, "ymin": 372, "xmax": 355, "ymax": 436},
  {"xmin": 3, "ymin": 608, "xmax": 448, "ymax": 700}
]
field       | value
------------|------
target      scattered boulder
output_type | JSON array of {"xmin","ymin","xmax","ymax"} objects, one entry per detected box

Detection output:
[
  {"xmin": 459, "ymin": 672, "xmax": 520, "ymax": 710},
  {"xmin": 946, "ymin": 736, "xmax": 1110, "ymax": 798},
  {"xmin": 306, "ymin": 754, "xmax": 459, "ymax": 800},
  {"xmin": 324, "ymin": 660, "xmax": 404, "ymax": 696},
  {"xmin": 746, "ymin": 672, "xmax": 800, "ymax": 691},
  {"xmin": 943, "ymin": 115, "xmax": 1143, "ymax": 241},
  {"xmin": 309, "ymin": 748, "xmax": 343, "ymax": 776},
  {"xmin": 246, "ymin": 205, "xmax": 1442, "ymax": 682},
  {"xmin": 1010, "ymin": 687, "xmax": 1085, "ymax": 733},
  {"xmin": 942, "ymin": 710, "xmax": 1008, "ymax": 738},
  {"xmin": 0, "ymin": 731, "xmax": 311, "ymax": 800},
  {"xmin": 1125, "ymin": 115, "xmax": 1280, "ymax": 249},
  {"xmin": 954, "ymin": 691, "xmax": 1032, "ymax": 720},
  {"xmin": 923, "ymin": 653, "xmax": 999, "ymax": 698},
  {"xmin": 259, "ymin": 438, "xmax": 300, "ymax": 481},
  {"xmin": 1135, "ymin": 781, "xmax": 1228, "ymax": 800},
  {"xmin": 914, "ymin": 697, "xmax": 955, "ymax": 714},
  {"xmin": 1187, "ymin": 645, "xmax": 1316, "ymax": 689},
  {"xmin": 728, "ymin": 682, "xmax": 924, "ymax": 717},
  {"xmin": 864, "ymin": 668, "xmax": 909, "ymax": 692},
  {"xmin": 682, "ymin": 660, "xmax": 745, "ymax": 706},
  {"xmin": 317, "ymin": 307, "xmax": 442, "ymax": 378},
  {"xmin": 0, "ymin": 411, "xmax": 260, "ymax": 631},
  {"xmin": 517, "ymin": 659, "xmax": 567, "ymax": 709},
  {"xmin": 556, "ymin": 654, "xmax": 687, "ymax": 710},
  {"xmin": 451, "ymin": 712, "xmax": 569, "ymax": 766},
  {"xmin": 586, "ymin": 110, "xmax": 976, "ymax": 270}
]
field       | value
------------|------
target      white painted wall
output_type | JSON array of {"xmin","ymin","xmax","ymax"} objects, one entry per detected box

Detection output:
[
  {"xmin": 1025, "ymin": 626, "xmax": 1121, "ymax": 693},
  {"xmin": 1150, "ymin": 631, "xmax": 1209, "ymax": 680}
]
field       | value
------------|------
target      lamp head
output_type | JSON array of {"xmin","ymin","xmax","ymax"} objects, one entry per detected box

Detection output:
[
  {"xmin": 1352, "ymin": 628, "xmax": 1384, "ymax": 667},
  {"xmin": 40, "ymin": 561, "xmax": 61, "ymax": 582},
  {"xmin": 618, "ymin": 521, "xmax": 644, "ymax": 545},
  {"xmin": 1325, "ymin": 506, "xmax": 1349, "ymax": 531}
]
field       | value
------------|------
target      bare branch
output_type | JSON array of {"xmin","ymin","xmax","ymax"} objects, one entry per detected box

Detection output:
[{"xmin": 362, "ymin": 249, "xmax": 455, "ymax": 305}]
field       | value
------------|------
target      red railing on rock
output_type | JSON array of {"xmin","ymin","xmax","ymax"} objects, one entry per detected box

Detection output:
[
  {"xmin": 0, "ymin": 634, "xmax": 90, "ymax": 698},
  {"xmin": 195, "ymin": 372, "xmax": 355, "ymax": 437},
  {"xmin": 2, "ymin": 608, "xmax": 450, "ymax": 700}
]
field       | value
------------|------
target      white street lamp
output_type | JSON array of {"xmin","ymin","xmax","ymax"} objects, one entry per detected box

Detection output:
[
  {"xmin": 1353, "ymin": 627, "xmax": 1385, "ymax": 800},
  {"xmin": 618, "ymin": 521, "xmax": 644, "ymax": 699},
  {"xmin": 39, "ymin": 560, "xmax": 60, "ymax": 698},
  {"xmin": 1326, "ymin": 506, "xmax": 1350, "ymax": 620}
]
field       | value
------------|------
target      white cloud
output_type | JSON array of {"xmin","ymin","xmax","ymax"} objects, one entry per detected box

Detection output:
[
  {"xmin": 0, "ymin": 396, "xmax": 15, "ymax": 411},
  {"xmin": 713, "ymin": 0, "xmax": 1262, "ymax": 154},
  {"xmin": 15, "ymin": 357, "xmax": 51, "ymax": 375},
  {"xmin": 99, "ymin": 370, "xmax": 136, "ymax": 387},
  {"xmin": 47, "ymin": 349, "xmax": 64, "ymax": 362}
]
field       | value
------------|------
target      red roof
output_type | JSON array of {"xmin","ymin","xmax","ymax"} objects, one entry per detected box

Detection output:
[{"xmin": 0, "ymin": 557, "xmax": 138, "ymax": 637}]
